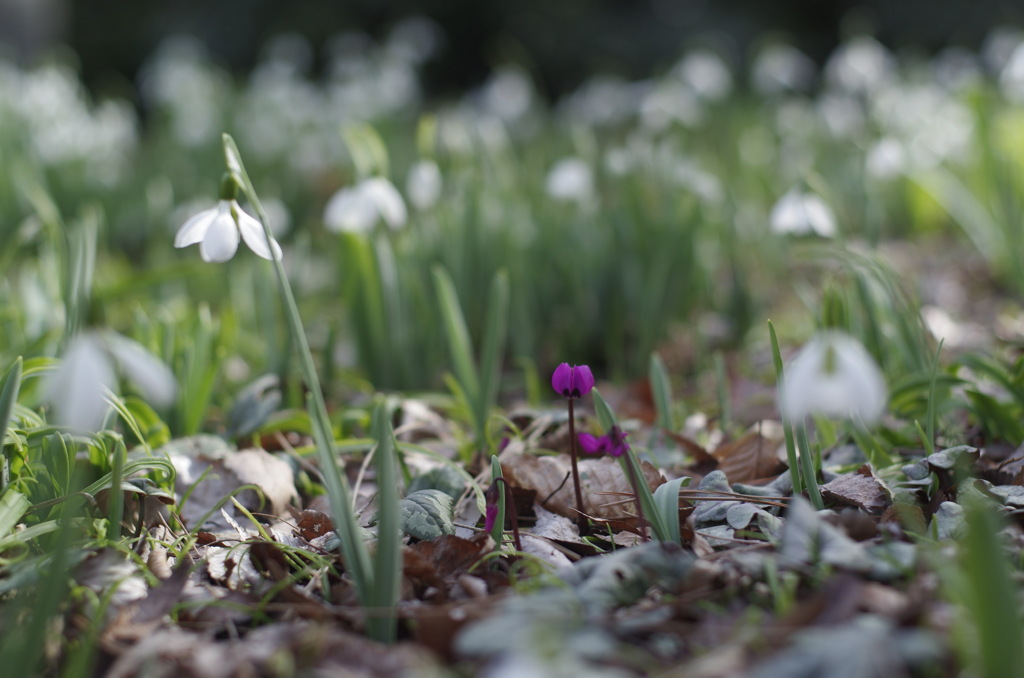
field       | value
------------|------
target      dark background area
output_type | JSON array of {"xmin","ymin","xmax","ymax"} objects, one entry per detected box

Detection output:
[{"xmin": 4, "ymin": 0, "xmax": 1024, "ymax": 99}]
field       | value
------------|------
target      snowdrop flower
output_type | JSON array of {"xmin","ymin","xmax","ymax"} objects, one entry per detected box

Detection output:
[
  {"xmin": 779, "ymin": 331, "xmax": 886, "ymax": 425},
  {"xmin": 866, "ymin": 138, "xmax": 906, "ymax": 179},
  {"xmin": 175, "ymin": 198, "xmax": 282, "ymax": 262},
  {"xmin": 545, "ymin": 157, "xmax": 594, "ymax": 203},
  {"xmin": 406, "ymin": 160, "xmax": 443, "ymax": 210},
  {"xmin": 323, "ymin": 176, "xmax": 407, "ymax": 233},
  {"xmin": 45, "ymin": 331, "xmax": 176, "ymax": 431},
  {"xmin": 674, "ymin": 50, "xmax": 733, "ymax": 101},
  {"xmin": 770, "ymin": 188, "xmax": 837, "ymax": 237},
  {"xmin": 751, "ymin": 43, "xmax": 816, "ymax": 95}
]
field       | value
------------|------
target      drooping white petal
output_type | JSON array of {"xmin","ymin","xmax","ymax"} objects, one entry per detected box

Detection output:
[
  {"xmin": 199, "ymin": 203, "xmax": 240, "ymax": 262},
  {"xmin": 323, "ymin": 186, "xmax": 378, "ymax": 233},
  {"xmin": 45, "ymin": 333, "xmax": 117, "ymax": 431},
  {"xmin": 363, "ymin": 177, "xmax": 408, "ymax": 229},
  {"xmin": 780, "ymin": 331, "xmax": 887, "ymax": 425},
  {"xmin": 770, "ymin": 189, "xmax": 837, "ymax": 237},
  {"xmin": 103, "ymin": 332, "xmax": 177, "ymax": 407},
  {"xmin": 174, "ymin": 206, "xmax": 218, "ymax": 248},
  {"xmin": 236, "ymin": 206, "xmax": 283, "ymax": 260}
]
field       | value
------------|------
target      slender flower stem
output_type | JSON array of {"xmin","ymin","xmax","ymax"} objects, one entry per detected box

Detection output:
[
  {"xmin": 567, "ymin": 398, "xmax": 587, "ymax": 532},
  {"xmin": 221, "ymin": 135, "xmax": 373, "ymax": 603}
]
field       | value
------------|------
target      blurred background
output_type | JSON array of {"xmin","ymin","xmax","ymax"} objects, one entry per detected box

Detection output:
[{"xmin": 4, "ymin": 0, "xmax": 1023, "ymax": 99}]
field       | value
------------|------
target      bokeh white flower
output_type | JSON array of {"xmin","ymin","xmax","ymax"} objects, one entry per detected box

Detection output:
[
  {"xmin": 545, "ymin": 157, "xmax": 594, "ymax": 203},
  {"xmin": 45, "ymin": 331, "xmax": 177, "ymax": 431},
  {"xmin": 770, "ymin": 188, "xmax": 837, "ymax": 237},
  {"xmin": 175, "ymin": 200, "xmax": 282, "ymax": 262},
  {"xmin": 324, "ymin": 176, "xmax": 408, "ymax": 233},
  {"xmin": 406, "ymin": 160, "xmax": 443, "ymax": 210},
  {"xmin": 779, "ymin": 331, "xmax": 887, "ymax": 425}
]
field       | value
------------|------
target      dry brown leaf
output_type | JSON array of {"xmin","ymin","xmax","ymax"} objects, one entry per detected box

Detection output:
[
  {"xmin": 712, "ymin": 426, "xmax": 785, "ymax": 484},
  {"xmin": 171, "ymin": 443, "xmax": 297, "ymax": 533},
  {"xmin": 820, "ymin": 465, "xmax": 890, "ymax": 515},
  {"xmin": 106, "ymin": 621, "xmax": 440, "ymax": 678},
  {"xmin": 499, "ymin": 450, "xmax": 664, "ymax": 521}
]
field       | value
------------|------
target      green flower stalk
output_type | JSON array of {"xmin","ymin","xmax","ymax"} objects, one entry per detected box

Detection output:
[{"xmin": 176, "ymin": 135, "xmax": 384, "ymax": 638}]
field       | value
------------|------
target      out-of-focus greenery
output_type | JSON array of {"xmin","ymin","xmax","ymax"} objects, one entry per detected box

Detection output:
[{"xmin": 1, "ymin": 29, "xmax": 1023, "ymax": 402}]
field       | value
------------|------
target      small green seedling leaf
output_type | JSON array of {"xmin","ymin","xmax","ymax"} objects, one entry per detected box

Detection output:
[
  {"xmin": 653, "ymin": 476, "xmax": 691, "ymax": 545},
  {"xmin": 399, "ymin": 489, "xmax": 455, "ymax": 540}
]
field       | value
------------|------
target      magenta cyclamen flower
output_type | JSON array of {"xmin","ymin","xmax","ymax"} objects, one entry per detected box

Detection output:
[
  {"xmin": 484, "ymin": 503, "xmax": 499, "ymax": 533},
  {"xmin": 551, "ymin": 363, "xmax": 595, "ymax": 399},
  {"xmin": 578, "ymin": 426, "xmax": 630, "ymax": 457}
]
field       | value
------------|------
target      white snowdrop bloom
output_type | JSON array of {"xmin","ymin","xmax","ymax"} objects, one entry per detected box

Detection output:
[
  {"xmin": 675, "ymin": 50, "xmax": 733, "ymax": 101},
  {"xmin": 866, "ymin": 138, "xmax": 906, "ymax": 179},
  {"xmin": 545, "ymin": 157, "xmax": 594, "ymax": 203},
  {"xmin": 780, "ymin": 331, "xmax": 887, "ymax": 425},
  {"xmin": 45, "ymin": 331, "xmax": 177, "ymax": 431},
  {"xmin": 751, "ymin": 43, "xmax": 816, "ymax": 95},
  {"xmin": 479, "ymin": 66, "xmax": 534, "ymax": 122},
  {"xmin": 1000, "ymin": 43, "xmax": 1024, "ymax": 102},
  {"xmin": 175, "ymin": 200, "xmax": 282, "ymax": 262},
  {"xmin": 323, "ymin": 176, "xmax": 408, "ymax": 233},
  {"xmin": 770, "ymin": 189, "xmax": 837, "ymax": 237},
  {"xmin": 824, "ymin": 37, "xmax": 895, "ymax": 95},
  {"xmin": 406, "ymin": 160, "xmax": 443, "ymax": 210}
]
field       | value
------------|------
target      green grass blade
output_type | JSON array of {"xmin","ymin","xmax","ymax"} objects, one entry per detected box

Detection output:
[
  {"xmin": 489, "ymin": 455, "xmax": 507, "ymax": 549},
  {"xmin": 0, "ymin": 488, "xmax": 29, "ymax": 537},
  {"xmin": 478, "ymin": 269, "xmax": 509, "ymax": 444},
  {"xmin": 1, "ymin": 357, "xmax": 23, "ymax": 491},
  {"xmin": 649, "ymin": 352, "xmax": 675, "ymax": 432},
  {"xmin": 961, "ymin": 495, "xmax": 1024, "ymax": 678},
  {"xmin": 433, "ymin": 265, "xmax": 482, "ymax": 435},
  {"xmin": 366, "ymin": 399, "xmax": 401, "ymax": 643},
  {"xmin": 768, "ymin": 320, "xmax": 803, "ymax": 498}
]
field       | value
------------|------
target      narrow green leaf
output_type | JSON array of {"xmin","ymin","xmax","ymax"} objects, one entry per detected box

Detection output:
[
  {"xmin": 367, "ymin": 400, "xmax": 402, "ymax": 643},
  {"xmin": 433, "ymin": 265, "xmax": 482, "ymax": 426},
  {"xmin": 768, "ymin": 320, "xmax": 803, "ymax": 498},
  {"xmin": 962, "ymin": 495, "xmax": 1024, "ymax": 678},
  {"xmin": 489, "ymin": 455, "xmax": 506, "ymax": 549},
  {"xmin": 593, "ymin": 388, "xmax": 670, "ymax": 541},
  {"xmin": 478, "ymin": 269, "xmax": 510, "ymax": 445},
  {"xmin": 1, "ymin": 358, "xmax": 23, "ymax": 490},
  {"xmin": 0, "ymin": 357, "xmax": 23, "ymax": 438},
  {"xmin": 0, "ymin": 488, "xmax": 29, "ymax": 537},
  {"xmin": 649, "ymin": 352, "xmax": 675, "ymax": 432}
]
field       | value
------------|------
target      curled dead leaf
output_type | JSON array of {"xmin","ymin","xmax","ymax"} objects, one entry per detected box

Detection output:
[{"xmin": 499, "ymin": 450, "xmax": 664, "ymax": 521}]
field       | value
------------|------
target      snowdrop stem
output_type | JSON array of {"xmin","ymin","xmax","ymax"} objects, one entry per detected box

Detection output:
[
  {"xmin": 795, "ymin": 419, "xmax": 825, "ymax": 510},
  {"xmin": 768, "ymin": 321, "xmax": 805, "ymax": 498},
  {"xmin": 567, "ymin": 398, "xmax": 587, "ymax": 532},
  {"xmin": 220, "ymin": 134, "xmax": 374, "ymax": 606}
]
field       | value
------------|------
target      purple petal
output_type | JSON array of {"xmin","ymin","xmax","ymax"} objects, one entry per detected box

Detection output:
[
  {"xmin": 607, "ymin": 426, "xmax": 630, "ymax": 457},
  {"xmin": 578, "ymin": 432, "xmax": 608, "ymax": 455},
  {"xmin": 484, "ymin": 504, "xmax": 499, "ymax": 533},
  {"xmin": 573, "ymin": 364, "xmax": 595, "ymax": 397},
  {"xmin": 551, "ymin": 362, "xmax": 572, "ymax": 397}
]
